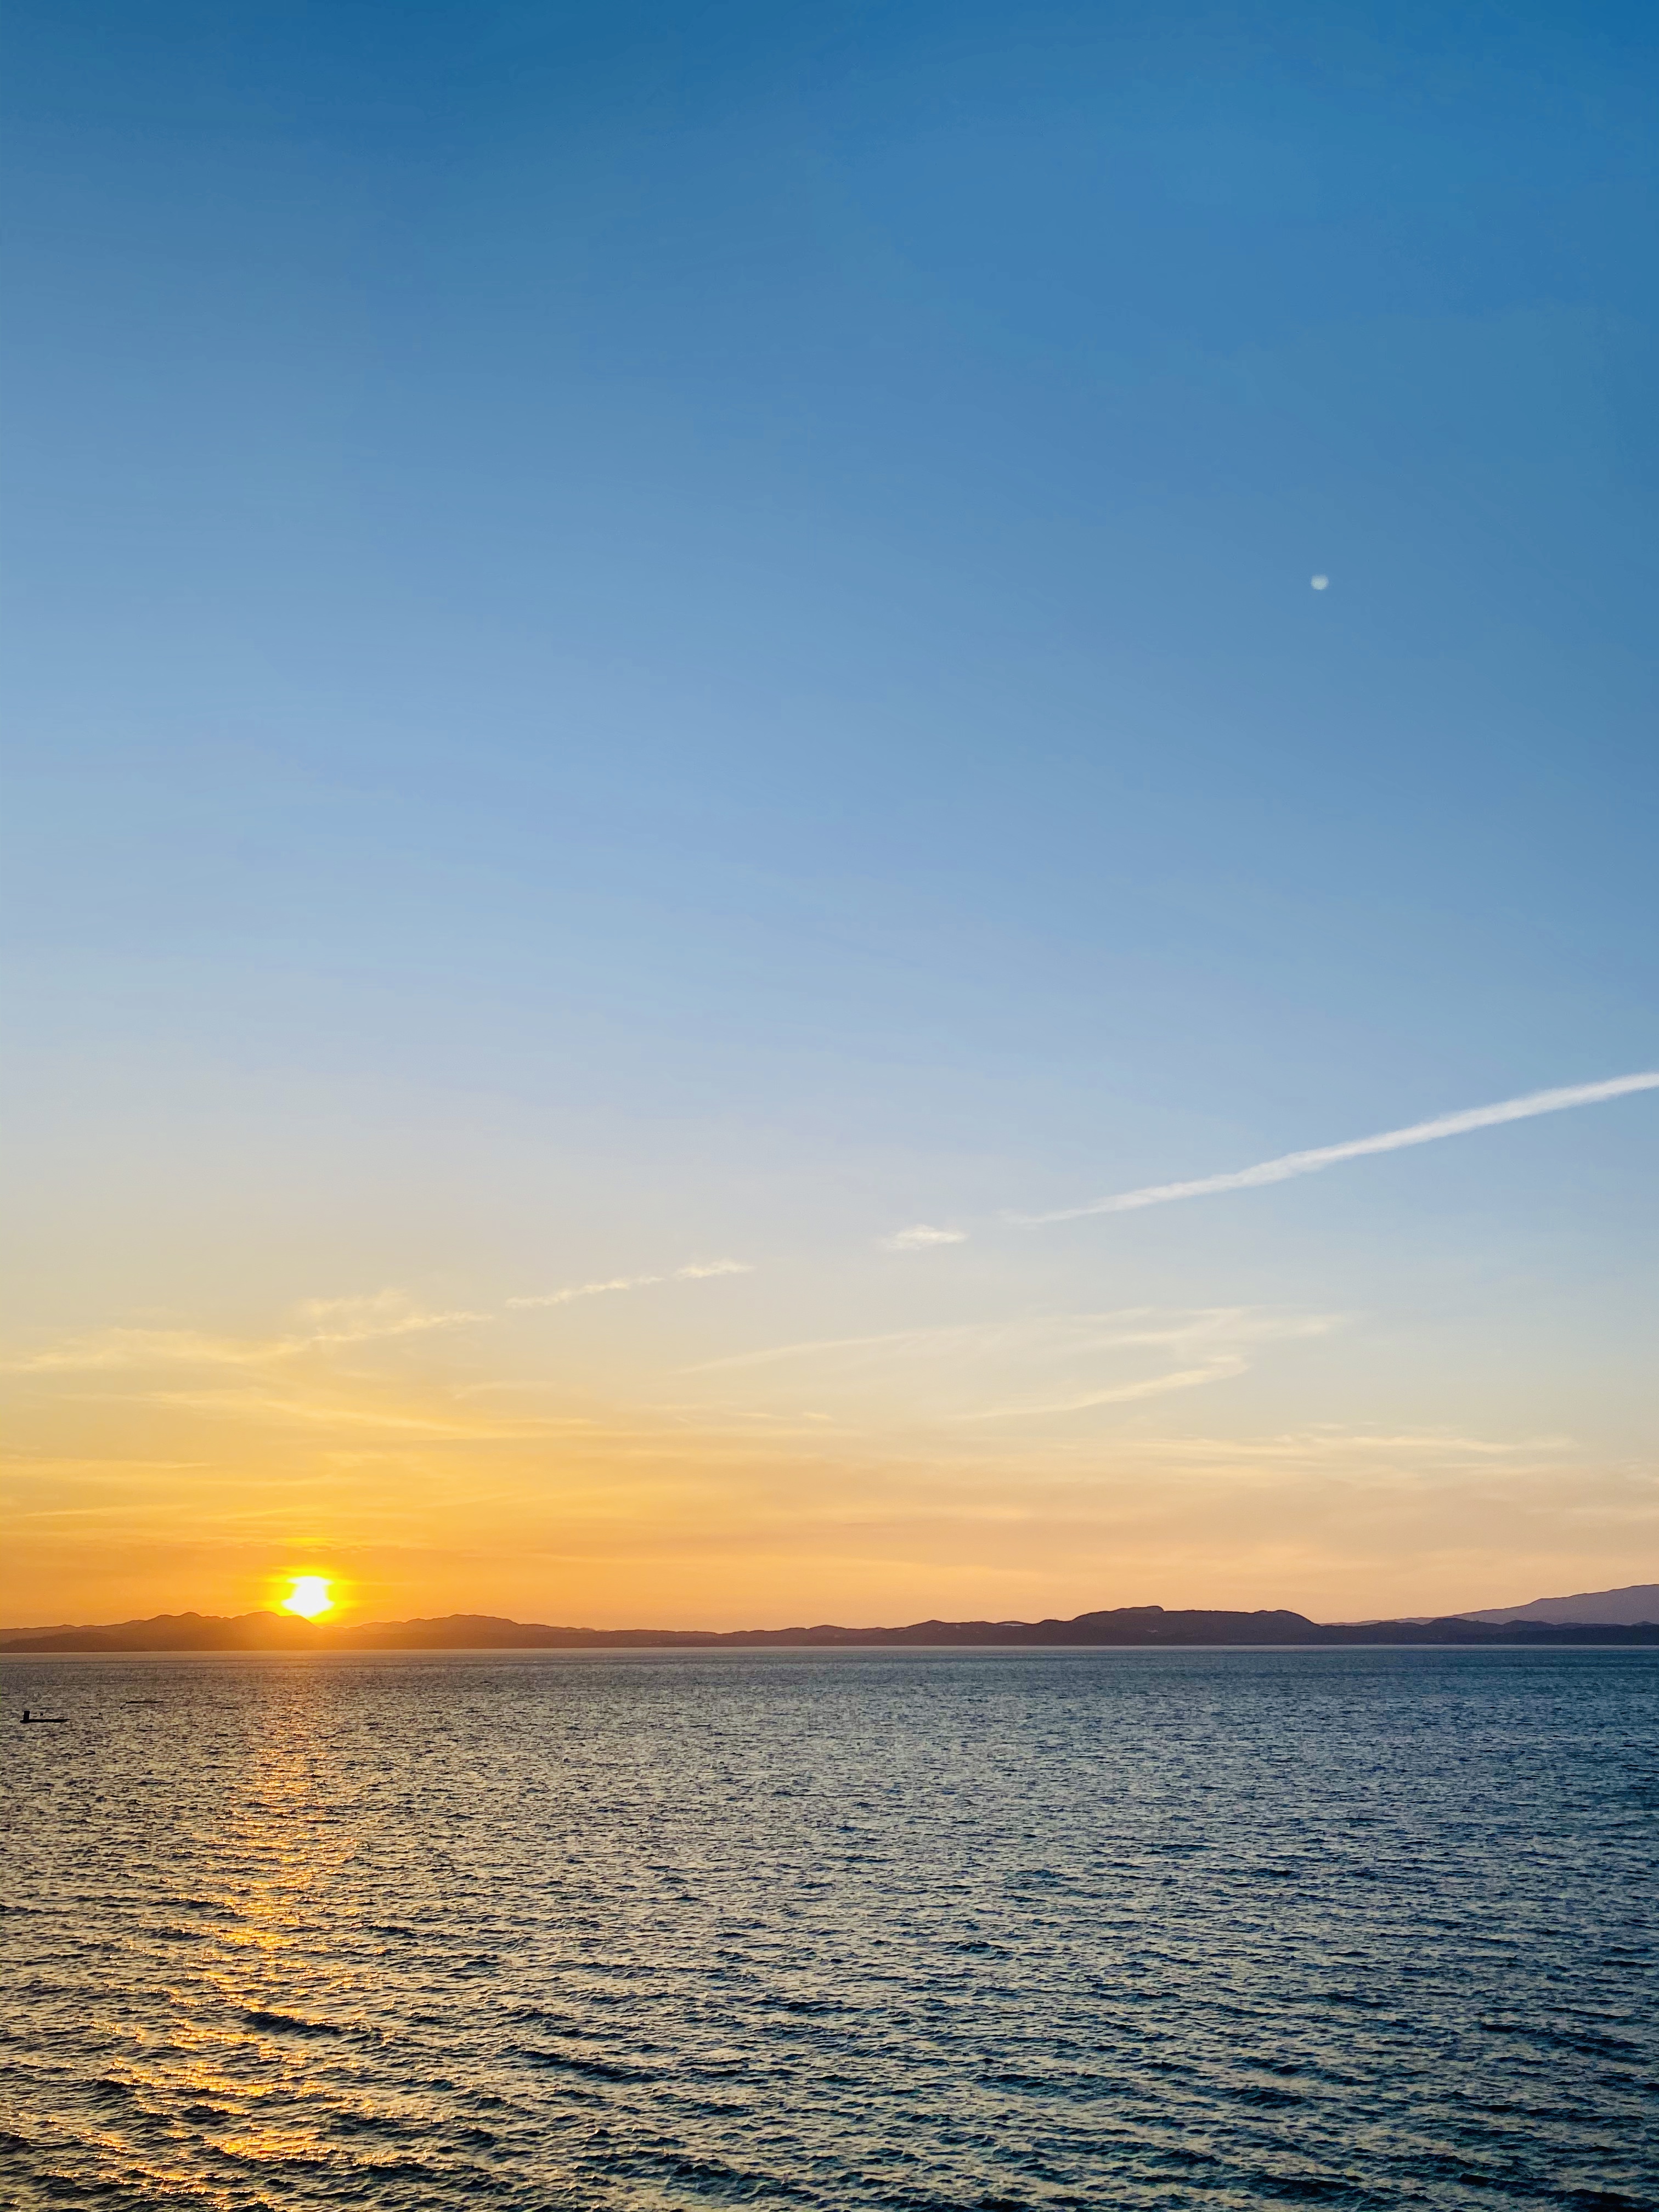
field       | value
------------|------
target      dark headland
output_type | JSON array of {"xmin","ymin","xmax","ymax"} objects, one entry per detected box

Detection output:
[{"xmin": 3, "ymin": 1604, "xmax": 1657, "ymax": 1652}]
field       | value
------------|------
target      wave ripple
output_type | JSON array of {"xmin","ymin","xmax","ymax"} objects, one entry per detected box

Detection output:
[{"xmin": 2, "ymin": 1646, "xmax": 1655, "ymax": 2209}]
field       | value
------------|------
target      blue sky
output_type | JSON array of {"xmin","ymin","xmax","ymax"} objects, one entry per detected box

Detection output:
[{"xmin": 4, "ymin": 0, "xmax": 1657, "ymax": 1624}]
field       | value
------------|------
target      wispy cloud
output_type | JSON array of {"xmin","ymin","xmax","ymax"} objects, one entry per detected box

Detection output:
[
  {"xmin": 506, "ymin": 1275, "xmax": 657, "ymax": 1310},
  {"xmin": 292, "ymin": 1293, "xmax": 490, "ymax": 1346},
  {"xmin": 506, "ymin": 1261, "xmax": 751, "ymax": 1311},
  {"xmin": 960, "ymin": 1360, "xmax": 1249, "ymax": 1420},
  {"xmin": 880, "ymin": 1224, "xmax": 968, "ymax": 1251},
  {"xmin": 6, "ymin": 1264, "xmax": 754, "ymax": 1386},
  {"xmin": 684, "ymin": 1307, "xmax": 1325, "ymax": 1378},
  {"xmin": 2, "ymin": 1295, "xmax": 487, "ymax": 1374},
  {"xmin": 676, "ymin": 1308, "xmax": 1336, "ymax": 1430},
  {"xmin": 1136, "ymin": 1426, "xmax": 1576, "ymax": 1466},
  {"xmin": 1010, "ymin": 1071, "xmax": 1659, "ymax": 1226}
]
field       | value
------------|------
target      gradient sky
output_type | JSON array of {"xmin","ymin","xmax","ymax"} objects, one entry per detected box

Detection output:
[{"xmin": 4, "ymin": 0, "xmax": 1656, "ymax": 1628}]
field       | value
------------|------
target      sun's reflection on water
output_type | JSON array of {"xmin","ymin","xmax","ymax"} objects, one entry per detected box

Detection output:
[{"xmin": 149, "ymin": 1679, "xmax": 369, "ymax": 2179}]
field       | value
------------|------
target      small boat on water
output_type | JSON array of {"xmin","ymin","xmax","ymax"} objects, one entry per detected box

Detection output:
[{"xmin": 20, "ymin": 1709, "xmax": 69, "ymax": 1724}]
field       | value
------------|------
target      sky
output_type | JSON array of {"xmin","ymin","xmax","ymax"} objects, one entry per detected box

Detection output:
[{"xmin": 3, "ymin": 0, "xmax": 1657, "ymax": 1629}]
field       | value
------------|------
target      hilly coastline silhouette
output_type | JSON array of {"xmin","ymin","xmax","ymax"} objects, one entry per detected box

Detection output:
[
  {"xmin": 5, "ymin": 1600, "xmax": 1658, "ymax": 1652},
  {"xmin": 1457, "ymin": 1582, "xmax": 1659, "ymax": 1626}
]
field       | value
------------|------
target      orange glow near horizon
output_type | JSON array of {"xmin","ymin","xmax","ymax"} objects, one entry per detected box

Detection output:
[
  {"xmin": 279, "ymin": 1575, "xmax": 335, "ymax": 1620},
  {"xmin": 4, "ymin": 1290, "xmax": 1647, "ymax": 1633}
]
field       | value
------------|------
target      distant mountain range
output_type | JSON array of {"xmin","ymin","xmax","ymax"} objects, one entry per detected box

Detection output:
[
  {"xmin": 3, "ymin": 1596, "xmax": 1657, "ymax": 1652},
  {"xmin": 1454, "ymin": 1582, "xmax": 1659, "ymax": 1624}
]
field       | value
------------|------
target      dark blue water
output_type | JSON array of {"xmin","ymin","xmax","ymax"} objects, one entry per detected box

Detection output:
[{"xmin": 2, "ymin": 1647, "xmax": 1654, "ymax": 2209}]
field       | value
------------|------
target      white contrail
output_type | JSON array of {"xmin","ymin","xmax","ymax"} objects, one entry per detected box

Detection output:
[{"xmin": 1010, "ymin": 1071, "xmax": 1659, "ymax": 1227}]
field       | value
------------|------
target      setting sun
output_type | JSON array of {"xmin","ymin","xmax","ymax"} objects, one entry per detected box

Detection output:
[{"xmin": 280, "ymin": 1575, "xmax": 335, "ymax": 1620}]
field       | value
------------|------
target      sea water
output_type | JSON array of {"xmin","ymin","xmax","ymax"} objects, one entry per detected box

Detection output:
[{"xmin": 2, "ymin": 1646, "xmax": 1654, "ymax": 2209}]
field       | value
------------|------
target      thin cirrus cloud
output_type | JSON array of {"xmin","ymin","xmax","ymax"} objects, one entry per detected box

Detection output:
[
  {"xmin": 676, "ymin": 1308, "xmax": 1335, "ymax": 1430},
  {"xmin": 1011, "ymin": 1072, "xmax": 1659, "ymax": 1226},
  {"xmin": 506, "ymin": 1261, "xmax": 752, "ymax": 1310},
  {"xmin": 1, "ymin": 1295, "xmax": 490, "ymax": 1374},
  {"xmin": 958, "ymin": 1360, "xmax": 1251, "ymax": 1421},
  {"xmin": 871, "ymin": 1071, "xmax": 1657, "ymax": 1249},
  {"xmin": 6, "ymin": 1268, "xmax": 754, "ymax": 1378}
]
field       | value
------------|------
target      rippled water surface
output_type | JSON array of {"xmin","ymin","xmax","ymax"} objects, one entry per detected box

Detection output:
[{"xmin": 2, "ymin": 1647, "xmax": 1655, "ymax": 2209}]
